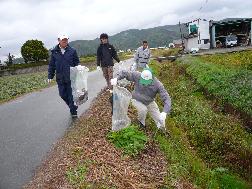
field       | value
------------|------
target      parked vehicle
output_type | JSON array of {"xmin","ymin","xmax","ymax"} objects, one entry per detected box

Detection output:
[{"xmin": 225, "ymin": 35, "xmax": 237, "ymax": 47}]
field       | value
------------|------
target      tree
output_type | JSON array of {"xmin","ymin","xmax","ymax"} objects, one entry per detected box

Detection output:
[{"xmin": 21, "ymin": 39, "xmax": 49, "ymax": 63}]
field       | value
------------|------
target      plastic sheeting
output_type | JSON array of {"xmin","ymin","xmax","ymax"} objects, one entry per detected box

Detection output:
[
  {"xmin": 70, "ymin": 65, "xmax": 89, "ymax": 106},
  {"xmin": 112, "ymin": 85, "xmax": 132, "ymax": 131}
]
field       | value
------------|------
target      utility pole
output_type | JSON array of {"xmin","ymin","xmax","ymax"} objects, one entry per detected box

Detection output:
[{"xmin": 179, "ymin": 21, "xmax": 184, "ymax": 50}]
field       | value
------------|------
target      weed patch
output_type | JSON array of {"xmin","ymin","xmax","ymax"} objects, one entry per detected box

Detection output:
[{"xmin": 107, "ymin": 125, "xmax": 148, "ymax": 157}]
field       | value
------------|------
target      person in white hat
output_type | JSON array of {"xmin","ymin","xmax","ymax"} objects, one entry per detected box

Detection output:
[
  {"xmin": 48, "ymin": 34, "xmax": 80, "ymax": 118},
  {"xmin": 111, "ymin": 68, "xmax": 171, "ymax": 130}
]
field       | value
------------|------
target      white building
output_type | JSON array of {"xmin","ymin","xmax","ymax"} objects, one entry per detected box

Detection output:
[{"xmin": 184, "ymin": 19, "xmax": 210, "ymax": 52}]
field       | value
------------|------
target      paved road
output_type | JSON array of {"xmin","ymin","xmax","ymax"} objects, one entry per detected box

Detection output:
[{"xmin": 0, "ymin": 59, "xmax": 132, "ymax": 189}]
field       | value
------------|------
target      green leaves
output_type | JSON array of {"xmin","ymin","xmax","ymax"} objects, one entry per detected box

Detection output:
[
  {"xmin": 0, "ymin": 72, "xmax": 51, "ymax": 103},
  {"xmin": 21, "ymin": 39, "xmax": 49, "ymax": 63},
  {"xmin": 107, "ymin": 125, "xmax": 148, "ymax": 157}
]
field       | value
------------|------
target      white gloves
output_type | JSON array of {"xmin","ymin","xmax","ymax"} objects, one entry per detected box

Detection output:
[
  {"xmin": 48, "ymin": 79, "xmax": 52, "ymax": 83},
  {"xmin": 159, "ymin": 112, "xmax": 167, "ymax": 126},
  {"xmin": 97, "ymin": 66, "xmax": 101, "ymax": 71},
  {"xmin": 110, "ymin": 78, "xmax": 118, "ymax": 86}
]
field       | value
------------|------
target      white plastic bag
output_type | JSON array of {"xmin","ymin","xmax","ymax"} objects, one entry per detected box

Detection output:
[
  {"xmin": 114, "ymin": 60, "xmax": 133, "ymax": 87},
  {"xmin": 70, "ymin": 65, "xmax": 89, "ymax": 105},
  {"xmin": 112, "ymin": 86, "xmax": 132, "ymax": 131}
]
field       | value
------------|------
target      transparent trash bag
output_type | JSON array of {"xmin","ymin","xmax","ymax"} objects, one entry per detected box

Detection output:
[
  {"xmin": 114, "ymin": 60, "xmax": 134, "ymax": 87},
  {"xmin": 70, "ymin": 65, "xmax": 89, "ymax": 106},
  {"xmin": 112, "ymin": 86, "xmax": 132, "ymax": 131}
]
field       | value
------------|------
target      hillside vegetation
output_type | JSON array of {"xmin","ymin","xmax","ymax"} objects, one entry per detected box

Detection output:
[{"xmin": 69, "ymin": 24, "xmax": 185, "ymax": 56}]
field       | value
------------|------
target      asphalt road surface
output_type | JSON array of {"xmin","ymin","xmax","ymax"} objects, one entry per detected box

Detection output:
[{"xmin": 0, "ymin": 59, "xmax": 133, "ymax": 189}]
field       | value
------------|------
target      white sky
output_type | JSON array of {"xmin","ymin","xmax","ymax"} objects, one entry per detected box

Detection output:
[{"xmin": 0, "ymin": 0, "xmax": 251, "ymax": 61}]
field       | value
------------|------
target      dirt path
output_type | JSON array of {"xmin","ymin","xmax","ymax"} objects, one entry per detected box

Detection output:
[{"xmin": 24, "ymin": 90, "xmax": 167, "ymax": 189}]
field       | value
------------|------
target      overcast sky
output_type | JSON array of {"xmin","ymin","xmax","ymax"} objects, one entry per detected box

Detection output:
[{"xmin": 0, "ymin": 0, "xmax": 251, "ymax": 61}]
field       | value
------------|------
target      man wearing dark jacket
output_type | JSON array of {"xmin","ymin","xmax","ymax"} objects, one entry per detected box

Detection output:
[
  {"xmin": 97, "ymin": 33, "xmax": 120, "ymax": 90},
  {"xmin": 48, "ymin": 34, "xmax": 80, "ymax": 117}
]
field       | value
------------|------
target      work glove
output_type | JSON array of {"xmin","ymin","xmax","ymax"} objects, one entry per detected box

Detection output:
[
  {"xmin": 110, "ymin": 78, "xmax": 118, "ymax": 86},
  {"xmin": 159, "ymin": 112, "xmax": 167, "ymax": 126},
  {"xmin": 97, "ymin": 66, "xmax": 101, "ymax": 71},
  {"xmin": 48, "ymin": 79, "xmax": 52, "ymax": 83}
]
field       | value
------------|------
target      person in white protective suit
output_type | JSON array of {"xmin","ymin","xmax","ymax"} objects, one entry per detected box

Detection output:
[
  {"xmin": 111, "ymin": 68, "xmax": 171, "ymax": 130},
  {"xmin": 131, "ymin": 41, "xmax": 151, "ymax": 71}
]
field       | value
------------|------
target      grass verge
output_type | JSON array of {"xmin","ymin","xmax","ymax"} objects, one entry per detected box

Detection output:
[
  {"xmin": 147, "ymin": 59, "xmax": 252, "ymax": 188},
  {"xmin": 178, "ymin": 55, "xmax": 252, "ymax": 120}
]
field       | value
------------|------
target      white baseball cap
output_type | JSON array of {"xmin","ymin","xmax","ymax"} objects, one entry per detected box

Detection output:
[
  {"xmin": 140, "ymin": 68, "xmax": 153, "ymax": 85},
  {"xmin": 58, "ymin": 34, "xmax": 69, "ymax": 40}
]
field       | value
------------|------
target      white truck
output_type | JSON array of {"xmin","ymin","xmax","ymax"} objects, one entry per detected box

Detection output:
[{"xmin": 225, "ymin": 35, "xmax": 237, "ymax": 47}]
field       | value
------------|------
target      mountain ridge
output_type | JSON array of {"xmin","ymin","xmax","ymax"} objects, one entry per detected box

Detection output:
[{"xmin": 69, "ymin": 24, "xmax": 187, "ymax": 56}]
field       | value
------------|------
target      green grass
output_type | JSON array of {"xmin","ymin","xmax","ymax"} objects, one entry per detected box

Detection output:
[
  {"xmin": 66, "ymin": 160, "xmax": 115, "ymax": 188},
  {"xmin": 0, "ymin": 72, "xmax": 54, "ymax": 103},
  {"xmin": 178, "ymin": 55, "xmax": 252, "ymax": 117},
  {"xmin": 6, "ymin": 61, "xmax": 49, "ymax": 70},
  {"xmin": 107, "ymin": 125, "xmax": 148, "ymax": 157},
  {"xmin": 79, "ymin": 52, "xmax": 133, "ymax": 64},
  {"xmin": 151, "ymin": 48, "xmax": 181, "ymax": 57},
  {"xmin": 67, "ymin": 163, "xmax": 88, "ymax": 186},
  {"xmin": 199, "ymin": 50, "xmax": 252, "ymax": 70},
  {"xmin": 80, "ymin": 55, "xmax": 96, "ymax": 63},
  {"xmin": 147, "ymin": 60, "xmax": 252, "ymax": 188}
]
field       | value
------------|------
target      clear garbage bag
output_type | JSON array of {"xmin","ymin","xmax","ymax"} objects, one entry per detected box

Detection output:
[
  {"xmin": 114, "ymin": 60, "xmax": 134, "ymax": 87},
  {"xmin": 70, "ymin": 65, "xmax": 89, "ymax": 106},
  {"xmin": 112, "ymin": 85, "xmax": 132, "ymax": 131}
]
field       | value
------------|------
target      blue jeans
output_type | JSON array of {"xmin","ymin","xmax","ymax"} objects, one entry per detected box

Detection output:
[{"xmin": 57, "ymin": 82, "xmax": 77, "ymax": 115}]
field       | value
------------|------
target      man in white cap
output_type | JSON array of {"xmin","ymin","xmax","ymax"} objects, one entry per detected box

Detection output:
[
  {"xmin": 110, "ymin": 68, "xmax": 171, "ymax": 130},
  {"xmin": 48, "ymin": 34, "xmax": 80, "ymax": 118}
]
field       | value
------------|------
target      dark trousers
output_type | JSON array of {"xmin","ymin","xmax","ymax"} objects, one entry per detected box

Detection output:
[{"xmin": 57, "ymin": 82, "xmax": 77, "ymax": 115}]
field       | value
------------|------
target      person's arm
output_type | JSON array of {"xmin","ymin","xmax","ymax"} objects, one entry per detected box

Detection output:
[
  {"xmin": 147, "ymin": 49, "xmax": 151, "ymax": 64},
  {"xmin": 48, "ymin": 53, "xmax": 56, "ymax": 79},
  {"xmin": 73, "ymin": 49, "xmax": 80, "ymax": 66},
  {"xmin": 111, "ymin": 45, "xmax": 120, "ymax": 63},
  {"xmin": 134, "ymin": 49, "xmax": 139, "ymax": 63},
  {"xmin": 96, "ymin": 47, "xmax": 101, "ymax": 66},
  {"xmin": 117, "ymin": 70, "xmax": 139, "ymax": 82},
  {"xmin": 158, "ymin": 82, "xmax": 171, "ymax": 114}
]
